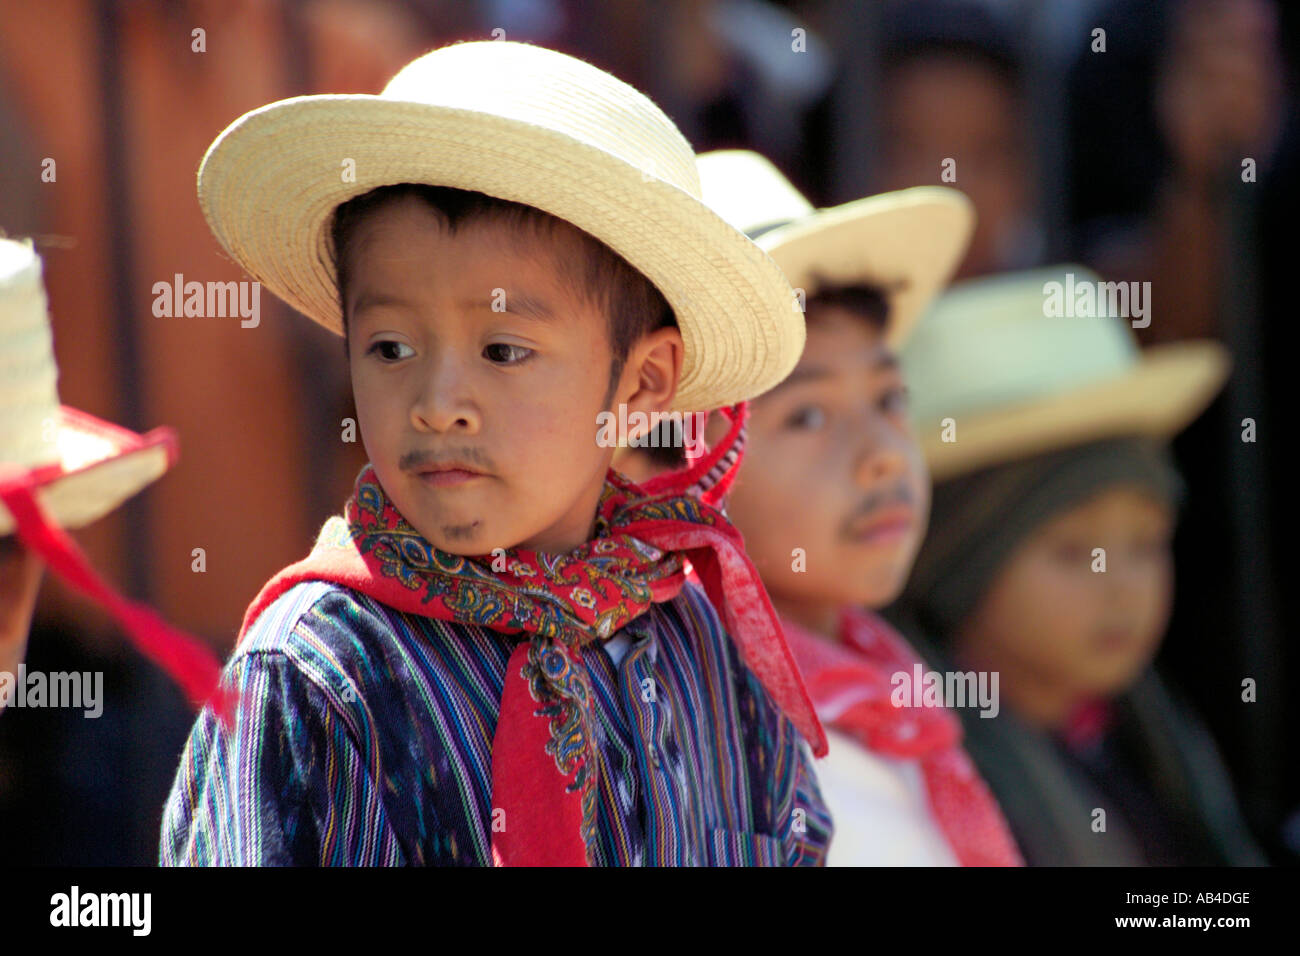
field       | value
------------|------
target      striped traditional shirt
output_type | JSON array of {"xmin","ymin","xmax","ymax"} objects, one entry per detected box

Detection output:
[{"xmin": 159, "ymin": 579, "xmax": 831, "ymax": 865}]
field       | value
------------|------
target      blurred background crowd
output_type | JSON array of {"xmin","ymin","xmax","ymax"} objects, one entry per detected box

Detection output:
[{"xmin": 0, "ymin": 0, "xmax": 1295, "ymax": 865}]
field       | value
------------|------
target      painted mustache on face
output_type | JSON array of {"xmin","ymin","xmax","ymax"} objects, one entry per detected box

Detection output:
[{"xmin": 838, "ymin": 483, "xmax": 918, "ymax": 542}]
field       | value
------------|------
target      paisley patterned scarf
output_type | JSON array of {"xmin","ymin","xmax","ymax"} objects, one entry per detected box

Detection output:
[
  {"xmin": 782, "ymin": 606, "xmax": 1022, "ymax": 867},
  {"xmin": 237, "ymin": 405, "xmax": 825, "ymax": 867}
]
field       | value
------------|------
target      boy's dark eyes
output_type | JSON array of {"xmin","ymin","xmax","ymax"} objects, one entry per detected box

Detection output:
[
  {"xmin": 783, "ymin": 386, "xmax": 908, "ymax": 431},
  {"xmin": 483, "ymin": 342, "xmax": 533, "ymax": 365},
  {"xmin": 880, "ymin": 385, "xmax": 909, "ymax": 415},
  {"xmin": 364, "ymin": 341, "xmax": 534, "ymax": 365},
  {"xmin": 367, "ymin": 340, "xmax": 415, "ymax": 362},
  {"xmin": 784, "ymin": 404, "xmax": 827, "ymax": 430}
]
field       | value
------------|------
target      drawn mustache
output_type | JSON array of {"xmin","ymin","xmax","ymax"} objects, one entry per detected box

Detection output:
[{"xmin": 839, "ymin": 484, "xmax": 917, "ymax": 536}]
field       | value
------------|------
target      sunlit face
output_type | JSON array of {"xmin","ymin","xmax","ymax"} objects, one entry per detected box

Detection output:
[
  {"xmin": 726, "ymin": 306, "xmax": 930, "ymax": 628},
  {"xmin": 342, "ymin": 195, "xmax": 629, "ymax": 555},
  {"xmin": 877, "ymin": 56, "xmax": 1029, "ymax": 278},
  {"xmin": 956, "ymin": 487, "xmax": 1175, "ymax": 712}
]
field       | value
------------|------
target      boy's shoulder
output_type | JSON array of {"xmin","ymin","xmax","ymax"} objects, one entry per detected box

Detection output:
[
  {"xmin": 237, "ymin": 580, "xmax": 396, "ymax": 661},
  {"xmin": 237, "ymin": 575, "xmax": 791, "ymax": 733},
  {"xmin": 233, "ymin": 580, "xmax": 505, "ymax": 697}
]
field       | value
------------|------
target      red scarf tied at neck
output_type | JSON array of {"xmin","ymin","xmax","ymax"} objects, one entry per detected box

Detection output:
[
  {"xmin": 783, "ymin": 606, "xmax": 1022, "ymax": 867},
  {"xmin": 237, "ymin": 403, "xmax": 825, "ymax": 867}
]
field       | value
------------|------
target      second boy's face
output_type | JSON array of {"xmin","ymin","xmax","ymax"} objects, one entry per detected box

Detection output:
[
  {"xmin": 726, "ymin": 305, "xmax": 930, "ymax": 627},
  {"xmin": 342, "ymin": 196, "xmax": 622, "ymax": 556}
]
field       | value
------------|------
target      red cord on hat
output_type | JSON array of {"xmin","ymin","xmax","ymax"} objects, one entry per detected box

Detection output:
[{"xmin": 0, "ymin": 466, "xmax": 235, "ymax": 726}]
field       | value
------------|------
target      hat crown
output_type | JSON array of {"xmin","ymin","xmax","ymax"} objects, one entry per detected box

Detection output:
[
  {"xmin": 0, "ymin": 238, "xmax": 61, "ymax": 468},
  {"xmin": 696, "ymin": 150, "xmax": 815, "ymax": 236},
  {"xmin": 381, "ymin": 41, "xmax": 701, "ymax": 198},
  {"xmin": 902, "ymin": 266, "xmax": 1141, "ymax": 428}
]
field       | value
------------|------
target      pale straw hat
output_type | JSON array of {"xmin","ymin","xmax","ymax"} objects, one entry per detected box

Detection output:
[
  {"xmin": 901, "ymin": 266, "xmax": 1231, "ymax": 481},
  {"xmin": 695, "ymin": 149, "xmax": 974, "ymax": 348},
  {"xmin": 0, "ymin": 237, "xmax": 176, "ymax": 535},
  {"xmin": 196, "ymin": 41, "xmax": 804, "ymax": 412}
]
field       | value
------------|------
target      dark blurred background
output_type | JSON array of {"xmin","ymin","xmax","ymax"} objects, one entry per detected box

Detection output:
[{"xmin": 0, "ymin": 0, "xmax": 1294, "ymax": 865}]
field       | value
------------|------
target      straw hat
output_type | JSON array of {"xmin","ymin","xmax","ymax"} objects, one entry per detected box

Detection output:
[
  {"xmin": 196, "ymin": 41, "xmax": 804, "ymax": 413},
  {"xmin": 695, "ymin": 149, "xmax": 974, "ymax": 347},
  {"xmin": 901, "ymin": 266, "xmax": 1230, "ymax": 481},
  {"xmin": 0, "ymin": 237, "xmax": 176, "ymax": 536}
]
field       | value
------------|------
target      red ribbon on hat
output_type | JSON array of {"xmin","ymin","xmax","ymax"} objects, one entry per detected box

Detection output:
[{"xmin": 0, "ymin": 442, "xmax": 235, "ymax": 726}]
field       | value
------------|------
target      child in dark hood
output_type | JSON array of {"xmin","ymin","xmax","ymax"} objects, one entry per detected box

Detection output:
[{"xmin": 888, "ymin": 266, "xmax": 1264, "ymax": 865}]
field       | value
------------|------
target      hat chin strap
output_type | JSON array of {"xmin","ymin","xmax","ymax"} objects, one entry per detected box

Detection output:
[
  {"xmin": 635, "ymin": 401, "xmax": 749, "ymax": 507},
  {"xmin": 0, "ymin": 465, "xmax": 235, "ymax": 725}
]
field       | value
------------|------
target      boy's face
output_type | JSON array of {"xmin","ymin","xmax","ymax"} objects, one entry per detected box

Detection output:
[
  {"xmin": 956, "ymin": 487, "xmax": 1174, "ymax": 712},
  {"xmin": 725, "ymin": 305, "xmax": 930, "ymax": 626},
  {"xmin": 342, "ymin": 195, "xmax": 640, "ymax": 555}
]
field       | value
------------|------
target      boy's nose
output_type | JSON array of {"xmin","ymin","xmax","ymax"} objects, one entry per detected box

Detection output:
[
  {"xmin": 410, "ymin": 362, "xmax": 481, "ymax": 434},
  {"xmin": 852, "ymin": 424, "xmax": 909, "ymax": 489}
]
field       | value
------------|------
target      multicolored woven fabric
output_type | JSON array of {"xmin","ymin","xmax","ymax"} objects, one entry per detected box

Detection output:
[
  {"xmin": 161, "ymin": 447, "xmax": 829, "ymax": 866},
  {"xmin": 159, "ymin": 578, "xmax": 831, "ymax": 865}
]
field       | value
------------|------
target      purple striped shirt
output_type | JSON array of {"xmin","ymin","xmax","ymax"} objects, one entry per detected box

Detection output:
[{"xmin": 159, "ymin": 579, "xmax": 832, "ymax": 865}]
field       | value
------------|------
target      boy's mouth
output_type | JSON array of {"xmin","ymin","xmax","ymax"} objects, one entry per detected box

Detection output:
[
  {"xmin": 842, "ymin": 503, "xmax": 915, "ymax": 545},
  {"xmin": 408, "ymin": 459, "xmax": 489, "ymax": 488},
  {"xmin": 417, "ymin": 467, "xmax": 485, "ymax": 488}
]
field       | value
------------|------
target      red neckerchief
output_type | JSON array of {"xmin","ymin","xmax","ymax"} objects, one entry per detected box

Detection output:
[
  {"xmin": 237, "ymin": 404, "xmax": 824, "ymax": 867},
  {"xmin": 782, "ymin": 606, "xmax": 1023, "ymax": 867}
]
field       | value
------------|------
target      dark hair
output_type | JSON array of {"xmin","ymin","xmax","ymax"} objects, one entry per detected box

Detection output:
[
  {"xmin": 881, "ymin": 0, "xmax": 1022, "ymax": 95},
  {"xmin": 804, "ymin": 280, "xmax": 893, "ymax": 332},
  {"xmin": 330, "ymin": 184, "xmax": 675, "ymax": 397}
]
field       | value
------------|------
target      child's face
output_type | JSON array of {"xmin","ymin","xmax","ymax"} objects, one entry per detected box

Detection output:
[
  {"xmin": 725, "ymin": 305, "xmax": 930, "ymax": 621},
  {"xmin": 343, "ymin": 196, "xmax": 633, "ymax": 555},
  {"xmin": 957, "ymin": 487, "xmax": 1174, "ymax": 712},
  {"xmin": 878, "ymin": 56, "xmax": 1029, "ymax": 278}
]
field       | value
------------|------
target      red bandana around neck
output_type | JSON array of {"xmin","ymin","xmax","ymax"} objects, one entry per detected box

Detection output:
[
  {"xmin": 237, "ymin": 404, "xmax": 824, "ymax": 867},
  {"xmin": 781, "ymin": 606, "xmax": 1023, "ymax": 867}
]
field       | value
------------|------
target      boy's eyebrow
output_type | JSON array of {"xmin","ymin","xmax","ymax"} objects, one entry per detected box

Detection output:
[
  {"xmin": 350, "ymin": 290, "xmax": 561, "ymax": 323},
  {"xmin": 461, "ymin": 292, "xmax": 558, "ymax": 322},
  {"xmin": 351, "ymin": 290, "xmax": 414, "ymax": 319},
  {"xmin": 767, "ymin": 351, "xmax": 900, "ymax": 392}
]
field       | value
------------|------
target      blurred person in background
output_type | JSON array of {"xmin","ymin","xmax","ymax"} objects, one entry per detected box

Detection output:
[
  {"xmin": 870, "ymin": 0, "xmax": 1044, "ymax": 278},
  {"xmin": 887, "ymin": 267, "xmax": 1266, "ymax": 866},
  {"xmin": 1067, "ymin": 0, "xmax": 1294, "ymax": 859}
]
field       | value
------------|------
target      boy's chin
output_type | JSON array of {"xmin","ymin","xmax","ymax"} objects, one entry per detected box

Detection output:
[{"xmin": 844, "ymin": 558, "xmax": 914, "ymax": 610}]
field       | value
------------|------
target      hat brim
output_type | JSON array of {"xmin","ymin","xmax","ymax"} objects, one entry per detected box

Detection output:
[
  {"xmin": 920, "ymin": 341, "xmax": 1230, "ymax": 481},
  {"xmin": 757, "ymin": 187, "xmax": 974, "ymax": 349},
  {"xmin": 0, "ymin": 407, "xmax": 176, "ymax": 536},
  {"xmin": 198, "ymin": 96, "xmax": 804, "ymax": 412}
]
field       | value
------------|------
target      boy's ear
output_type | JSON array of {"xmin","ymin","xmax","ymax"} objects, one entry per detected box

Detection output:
[{"xmin": 617, "ymin": 326, "xmax": 684, "ymax": 424}]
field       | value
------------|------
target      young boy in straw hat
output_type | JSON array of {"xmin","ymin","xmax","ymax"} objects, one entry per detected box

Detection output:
[
  {"xmin": 673, "ymin": 150, "xmax": 1023, "ymax": 865},
  {"xmin": 0, "ymin": 236, "xmax": 225, "ymax": 715},
  {"xmin": 159, "ymin": 41, "xmax": 832, "ymax": 866},
  {"xmin": 887, "ymin": 266, "xmax": 1265, "ymax": 865}
]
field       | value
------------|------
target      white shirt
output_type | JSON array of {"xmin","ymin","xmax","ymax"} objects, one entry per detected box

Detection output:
[{"xmin": 818, "ymin": 728, "xmax": 959, "ymax": 866}]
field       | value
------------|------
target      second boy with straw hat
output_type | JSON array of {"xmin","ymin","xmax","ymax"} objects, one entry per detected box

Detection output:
[
  {"xmin": 625, "ymin": 149, "xmax": 1024, "ymax": 865},
  {"xmin": 161, "ymin": 40, "xmax": 834, "ymax": 867},
  {"xmin": 889, "ymin": 266, "xmax": 1263, "ymax": 865}
]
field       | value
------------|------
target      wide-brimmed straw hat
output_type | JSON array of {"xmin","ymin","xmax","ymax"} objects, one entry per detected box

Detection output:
[
  {"xmin": 196, "ymin": 41, "xmax": 804, "ymax": 412},
  {"xmin": 901, "ymin": 266, "xmax": 1230, "ymax": 480},
  {"xmin": 695, "ymin": 149, "xmax": 974, "ymax": 347},
  {"xmin": 0, "ymin": 237, "xmax": 176, "ymax": 536}
]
